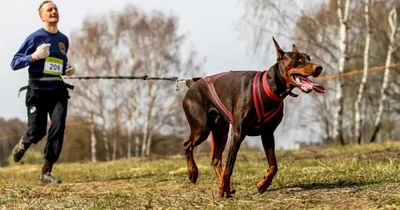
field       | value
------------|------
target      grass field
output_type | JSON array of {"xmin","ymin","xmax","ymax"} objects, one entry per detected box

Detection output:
[{"xmin": 0, "ymin": 141, "xmax": 399, "ymax": 209}]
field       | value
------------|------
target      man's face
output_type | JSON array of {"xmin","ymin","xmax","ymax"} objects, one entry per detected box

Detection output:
[{"xmin": 40, "ymin": 2, "xmax": 59, "ymax": 24}]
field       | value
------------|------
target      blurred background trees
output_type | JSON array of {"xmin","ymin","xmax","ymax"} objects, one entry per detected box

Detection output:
[
  {"xmin": 1, "ymin": 1, "xmax": 399, "ymax": 166},
  {"xmin": 242, "ymin": 0, "xmax": 400, "ymax": 145}
]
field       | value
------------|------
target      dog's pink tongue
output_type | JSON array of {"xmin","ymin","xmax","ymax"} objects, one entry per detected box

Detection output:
[
  {"xmin": 299, "ymin": 77, "xmax": 325, "ymax": 93},
  {"xmin": 313, "ymin": 84, "xmax": 326, "ymax": 93},
  {"xmin": 299, "ymin": 77, "xmax": 314, "ymax": 92}
]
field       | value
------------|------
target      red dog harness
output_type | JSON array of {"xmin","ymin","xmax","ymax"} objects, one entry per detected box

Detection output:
[
  {"xmin": 252, "ymin": 71, "xmax": 283, "ymax": 128},
  {"xmin": 202, "ymin": 71, "xmax": 283, "ymax": 128},
  {"xmin": 202, "ymin": 71, "xmax": 234, "ymax": 124}
]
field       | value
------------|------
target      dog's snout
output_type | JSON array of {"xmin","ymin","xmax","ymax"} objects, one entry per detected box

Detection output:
[{"xmin": 314, "ymin": 65, "xmax": 323, "ymax": 72}]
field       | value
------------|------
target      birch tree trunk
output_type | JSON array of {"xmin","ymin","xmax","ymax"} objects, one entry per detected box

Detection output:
[
  {"xmin": 126, "ymin": 89, "xmax": 140, "ymax": 158},
  {"xmin": 145, "ymin": 131, "xmax": 153, "ymax": 157},
  {"xmin": 354, "ymin": 0, "xmax": 370, "ymax": 144},
  {"xmin": 112, "ymin": 135, "xmax": 118, "ymax": 161},
  {"xmin": 102, "ymin": 119, "xmax": 110, "ymax": 162},
  {"xmin": 127, "ymin": 137, "xmax": 132, "ymax": 158},
  {"xmin": 90, "ymin": 113, "xmax": 97, "ymax": 162},
  {"xmin": 324, "ymin": 95, "xmax": 333, "ymax": 144},
  {"xmin": 132, "ymin": 107, "xmax": 141, "ymax": 158},
  {"xmin": 127, "ymin": 120, "xmax": 132, "ymax": 158},
  {"xmin": 112, "ymin": 109, "xmax": 119, "ymax": 161},
  {"xmin": 141, "ymin": 84, "xmax": 158, "ymax": 157},
  {"xmin": 370, "ymin": 8, "xmax": 398, "ymax": 142},
  {"xmin": 141, "ymin": 116, "xmax": 149, "ymax": 157},
  {"xmin": 145, "ymin": 85, "xmax": 158, "ymax": 157},
  {"xmin": 332, "ymin": 0, "xmax": 351, "ymax": 145},
  {"xmin": 112, "ymin": 109, "xmax": 120, "ymax": 161},
  {"xmin": 135, "ymin": 135, "xmax": 140, "ymax": 157}
]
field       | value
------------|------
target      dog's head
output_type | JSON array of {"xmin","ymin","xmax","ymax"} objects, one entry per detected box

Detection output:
[{"xmin": 272, "ymin": 37, "xmax": 325, "ymax": 96}]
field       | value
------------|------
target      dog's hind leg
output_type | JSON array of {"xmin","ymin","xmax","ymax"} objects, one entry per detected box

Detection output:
[
  {"xmin": 182, "ymin": 98, "xmax": 210, "ymax": 184},
  {"xmin": 184, "ymin": 128, "xmax": 210, "ymax": 184},
  {"xmin": 209, "ymin": 122, "xmax": 236, "ymax": 194}
]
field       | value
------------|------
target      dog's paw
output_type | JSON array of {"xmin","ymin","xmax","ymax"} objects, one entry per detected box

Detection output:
[
  {"xmin": 230, "ymin": 185, "xmax": 236, "ymax": 194},
  {"xmin": 218, "ymin": 181, "xmax": 233, "ymax": 198},
  {"xmin": 187, "ymin": 168, "xmax": 198, "ymax": 184},
  {"xmin": 218, "ymin": 189, "xmax": 233, "ymax": 198},
  {"xmin": 257, "ymin": 178, "xmax": 272, "ymax": 194}
]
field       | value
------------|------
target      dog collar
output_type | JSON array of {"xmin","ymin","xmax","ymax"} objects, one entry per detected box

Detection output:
[{"xmin": 262, "ymin": 71, "xmax": 284, "ymax": 101}]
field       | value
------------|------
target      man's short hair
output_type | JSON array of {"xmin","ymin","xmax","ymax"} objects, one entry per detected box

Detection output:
[{"xmin": 38, "ymin": 1, "xmax": 54, "ymax": 13}]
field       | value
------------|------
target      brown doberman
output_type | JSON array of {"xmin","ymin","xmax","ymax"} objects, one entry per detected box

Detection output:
[{"xmin": 181, "ymin": 37, "xmax": 325, "ymax": 198}]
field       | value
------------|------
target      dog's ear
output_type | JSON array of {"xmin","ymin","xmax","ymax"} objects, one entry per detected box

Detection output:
[
  {"xmin": 292, "ymin": 44, "xmax": 299, "ymax": 53},
  {"xmin": 272, "ymin": 36, "xmax": 285, "ymax": 60}
]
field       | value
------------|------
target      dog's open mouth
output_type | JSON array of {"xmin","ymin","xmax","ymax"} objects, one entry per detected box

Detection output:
[{"xmin": 290, "ymin": 74, "xmax": 326, "ymax": 93}]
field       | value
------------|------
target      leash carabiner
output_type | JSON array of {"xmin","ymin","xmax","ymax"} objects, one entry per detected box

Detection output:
[
  {"xmin": 175, "ymin": 78, "xmax": 188, "ymax": 91},
  {"xmin": 175, "ymin": 79, "xmax": 181, "ymax": 91}
]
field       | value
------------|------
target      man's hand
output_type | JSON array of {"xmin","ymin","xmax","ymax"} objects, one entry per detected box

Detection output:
[
  {"xmin": 32, "ymin": 43, "xmax": 51, "ymax": 61},
  {"xmin": 65, "ymin": 65, "xmax": 75, "ymax": 76}
]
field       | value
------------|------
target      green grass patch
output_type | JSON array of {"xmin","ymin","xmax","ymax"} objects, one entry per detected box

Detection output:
[{"xmin": 0, "ymin": 141, "xmax": 399, "ymax": 209}]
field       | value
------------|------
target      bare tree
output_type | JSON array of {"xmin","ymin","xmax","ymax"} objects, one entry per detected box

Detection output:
[
  {"xmin": 241, "ymin": 0, "xmax": 342, "ymax": 144},
  {"xmin": 241, "ymin": 0, "xmax": 400, "ymax": 147},
  {"xmin": 354, "ymin": 0, "xmax": 371, "ymax": 144},
  {"xmin": 370, "ymin": 7, "xmax": 398, "ymax": 142},
  {"xmin": 68, "ymin": 4, "xmax": 205, "ymax": 159},
  {"xmin": 68, "ymin": 18, "xmax": 116, "ymax": 161},
  {"xmin": 332, "ymin": 0, "xmax": 351, "ymax": 145},
  {"xmin": 90, "ymin": 113, "xmax": 97, "ymax": 162}
]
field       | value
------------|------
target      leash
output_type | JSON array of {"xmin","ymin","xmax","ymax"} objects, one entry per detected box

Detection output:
[
  {"xmin": 28, "ymin": 76, "xmax": 188, "ymax": 91},
  {"xmin": 29, "ymin": 75, "xmax": 178, "ymax": 81}
]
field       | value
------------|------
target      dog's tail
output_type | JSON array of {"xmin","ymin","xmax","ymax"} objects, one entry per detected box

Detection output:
[{"xmin": 185, "ymin": 77, "xmax": 201, "ymax": 88}]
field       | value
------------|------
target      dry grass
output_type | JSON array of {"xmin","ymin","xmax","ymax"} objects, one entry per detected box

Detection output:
[{"xmin": 0, "ymin": 141, "xmax": 399, "ymax": 209}]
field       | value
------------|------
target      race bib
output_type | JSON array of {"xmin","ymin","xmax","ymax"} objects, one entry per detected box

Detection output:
[{"xmin": 43, "ymin": 57, "xmax": 63, "ymax": 76}]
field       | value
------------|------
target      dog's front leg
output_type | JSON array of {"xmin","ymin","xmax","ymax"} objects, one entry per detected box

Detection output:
[
  {"xmin": 219, "ymin": 125, "xmax": 244, "ymax": 198},
  {"xmin": 257, "ymin": 133, "xmax": 278, "ymax": 194}
]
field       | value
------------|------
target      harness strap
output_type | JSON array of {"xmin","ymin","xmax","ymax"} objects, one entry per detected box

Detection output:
[
  {"xmin": 255, "ymin": 102, "xmax": 283, "ymax": 129},
  {"xmin": 262, "ymin": 71, "xmax": 283, "ymax": 102},
  {"xmin": 202, "ymin": 71, "xmax": 234, "ymax": 124},
  {"xmin": 252, "ymin": 71, "xmax": 263, "ymax": 121},
  {"xmin": 203, "ymin": 70, "xmax": 284, "ymax": 128},
  {"xmin": 18, "ymin": 80, "xmax": 75, "ymax": 97},
  {"xmin": 252, "ymin": 71, "xmax": 284, "ymax": 128},
  {"xmin": 65, "ymin": 83, "xmax": 74, "ymax": 90},
  {"xmin": 18, "ymin": 86, "xmax": 28, "ymax": 97}
]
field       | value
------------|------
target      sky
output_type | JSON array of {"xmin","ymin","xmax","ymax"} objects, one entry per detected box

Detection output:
[{"xmin": 0, "ymin": 0, "xmax": 312, "ymax": 150}]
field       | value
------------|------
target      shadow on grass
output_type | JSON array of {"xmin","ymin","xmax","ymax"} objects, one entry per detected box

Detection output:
[{"xmin": 271, "ymin": 180, "xmax": 384, "ymax": 192}]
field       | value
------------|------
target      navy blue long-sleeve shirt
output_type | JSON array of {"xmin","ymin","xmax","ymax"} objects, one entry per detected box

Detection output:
[{"xmin": 11, "ymin": 28, "xmax": 69, "ymax": 79}]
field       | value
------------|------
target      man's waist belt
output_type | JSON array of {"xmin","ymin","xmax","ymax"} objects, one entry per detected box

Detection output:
[{"xmin": 18, "ymin": 78, "xmax": 74, "ymax": 97}]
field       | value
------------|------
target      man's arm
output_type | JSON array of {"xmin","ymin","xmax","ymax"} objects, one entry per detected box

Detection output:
[{"xmin": 10, "ymin": 37, "xmax": 36, "ymax": 70}]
